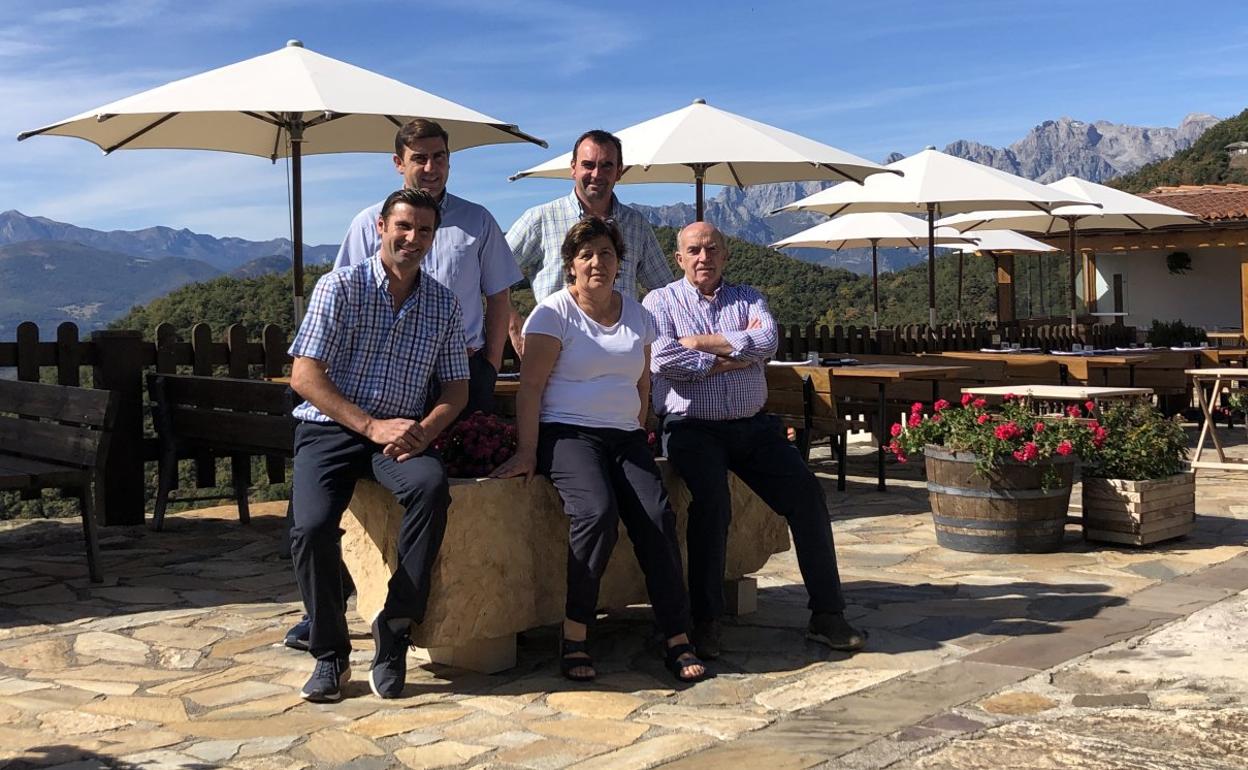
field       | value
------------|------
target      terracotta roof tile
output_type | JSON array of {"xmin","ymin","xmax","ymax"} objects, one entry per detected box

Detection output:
[{"xmin": 1142, "ymin": 184, "xmax": 1248, "ymax": 221}]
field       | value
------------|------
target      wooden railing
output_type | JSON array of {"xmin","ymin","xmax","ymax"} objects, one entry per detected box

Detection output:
[{"xmin": 1, "ymin": 318, "xmax": 1137, "ymax": 525}]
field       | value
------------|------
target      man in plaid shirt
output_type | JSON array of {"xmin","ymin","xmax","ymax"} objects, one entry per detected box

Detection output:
[
  {"xmin": 506, "ymin": 129, "xmax": 673, "ymax": 354},
  {"xmin": 644, "ymin": 221, "xmax": 864, "ymax": 660},
  {"xmin": 288, "ymin": 189, "xmax": 469, "ymax": 703}
]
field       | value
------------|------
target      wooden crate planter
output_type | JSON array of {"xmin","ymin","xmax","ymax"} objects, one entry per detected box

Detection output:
[{"xmin": 1082, "ymin": 472, "xmax": 1195, "ymax": 546}]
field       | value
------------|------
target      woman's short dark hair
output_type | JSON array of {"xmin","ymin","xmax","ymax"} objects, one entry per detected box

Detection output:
[
  {"xmin": 561, "ymin": 217, "xmax": 626, "ymax": 284},
  {"xmin": 380, "ymin": 188, "xmax": 441, "ymax": 230}
]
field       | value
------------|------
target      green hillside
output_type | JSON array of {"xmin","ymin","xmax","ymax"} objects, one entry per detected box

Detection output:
[
  {"xmin": 110, "ymin": 229, "xmax": 1081, "ymax": 338},
  {"xmin": 1111, "ymin": 108, "xmax": 1248, "ymax": 193}
]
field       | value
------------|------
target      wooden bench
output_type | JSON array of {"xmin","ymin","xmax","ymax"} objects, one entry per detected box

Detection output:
[
  {"xmin": 0, "ymin": 379, "xmax": 117, "ymax": 582},
  {"xmin": 147, "ymin": 374, "xmax": 296, "ymax": 531},
  {"xmin": 764, "ymin": 365, "xmax": 867, "ymax": 490}
]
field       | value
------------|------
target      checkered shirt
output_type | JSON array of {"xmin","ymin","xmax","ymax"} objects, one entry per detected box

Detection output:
[
  {"xmin": 506, "ymin": 191, "xmax": 673, "ymax": 302},
  {"xmin": 289, "ymin": 256, "xmax": 469, "ymax": 423},
  {"xmin": 642, "ymin": 278, "xmax": 778, "ymax": 420}
]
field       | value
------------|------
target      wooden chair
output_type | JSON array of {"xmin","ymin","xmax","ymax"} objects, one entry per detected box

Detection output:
[
  {"xmin": 0, "ymin": 379, "xmax": 117, "ymax": 582},
  {"xmin": 147, "ymin": 374, "xmax": 296, "ymax": 531}
]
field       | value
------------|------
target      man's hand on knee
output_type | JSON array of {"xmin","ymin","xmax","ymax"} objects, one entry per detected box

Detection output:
[{"xmin": 366, "ymin": 417, "xmax": 428, "ymax": 458}]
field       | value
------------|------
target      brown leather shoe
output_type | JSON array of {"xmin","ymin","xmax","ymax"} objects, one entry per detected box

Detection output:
[
  {"xmin": 692, "ymin": 618, "xmax": 722, "ymax": 660},
  {"xmin": 807, "ymin": 612, "xmax": 866, "ymax": 652}
]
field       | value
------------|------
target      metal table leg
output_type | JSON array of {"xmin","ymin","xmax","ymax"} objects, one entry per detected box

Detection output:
[{"xmin": 877, "ymin": 382, "xmax": 887, "ymax": 492}]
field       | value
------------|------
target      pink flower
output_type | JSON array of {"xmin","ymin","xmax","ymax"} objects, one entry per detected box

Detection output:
[
  {"xmin": 1012, "ymin": 449, "xmax": 1026, "ymax": 462},
  {"xmin": 934, "ymin": 399, "xmax": 950, "ymax": 413},
  {"xmin": 895, "ymin": 452, "xmax": 908, "ymax": 464},
  {"xmin": 931, "ymin": 414, "xmax": 942, "ymax": 423},
  {"xmin": 1003, "ymin": 393, "xmax": 1017, "ymax": 402},
  {"xmin": 1066, "ymin": 405, "xmax": 1082, "ymax": 418},
  {"xmin": 977, "ymin": 414, "xmax": 990, "ymax": 425},
  {"xmin": 1033, "ymin": 421, "xmax": 1045, "ymax": 434},
  {"xmin": 908, "ymin": 413, "xmax": 922, "ymax": 428},
  {"xmin": 973, "ymin": 398, "xmax": 987, "ymax": 409},
  {"xmin": 994, "ymin": 421, "xmax": 1021, "ymax": 441},
  {"xmin": 1022, "ymin": 442, "xmax": 1039, "ymax": 461},
  {"xmin": 911, "ymin": 402, "xmax": 924, "ymax": 415},
  {"xmin": 890, "ymin": 422, "xmax": 903, "ymax": 437},
  {"xmin": 1056, "ymin": 440, "xmax": 1074, "ymax": 456},
  {"xmin": 961, "ymin": 393, "xmax": 974, "ymax": 407},
  {"xmin": 1085, "ymin": 400, "xmax": 1097, "ymax": 413}
]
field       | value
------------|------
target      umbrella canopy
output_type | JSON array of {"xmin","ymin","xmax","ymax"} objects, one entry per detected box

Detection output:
[
  {"xmin": 17, "ymin": 40, "xmax": 547, "ymax": 319},
  {"xmin": 937, "ymin": 176, "xmax": 1201, "ymax": 329},
  {"xmin": 935, "ymin": 230, "xmax": 1059, "ymax": 254},
  {"xmin": 772, "ymin": 212, "xmax": 978, "ymax": 327},
  {"xmin": 509, "ymin": 98, "xmax": 893, "ymax": 220},
  {"xmin": 776, "ymin": 149, "xmax": 1092, "ymax": 326}
]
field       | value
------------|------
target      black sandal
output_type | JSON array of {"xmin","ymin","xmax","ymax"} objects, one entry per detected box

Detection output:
[
  {"xmin": 559, "ymin": 637, "xmax": 595, "ymax": 682},
  {"xmin": 665, "ymin": 642, "xmax": 709, "ymax": 684}
]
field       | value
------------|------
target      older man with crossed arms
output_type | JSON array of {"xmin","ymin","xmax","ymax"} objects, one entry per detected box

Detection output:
[{"xmin": 643, "ymin": 221, "xmax": 865, "ymax": 659}]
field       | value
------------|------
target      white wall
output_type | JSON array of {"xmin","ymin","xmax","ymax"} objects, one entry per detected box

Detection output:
[{"xmin": 1091, "ymin": 246, "xmax": 1245, "ymax": 330}]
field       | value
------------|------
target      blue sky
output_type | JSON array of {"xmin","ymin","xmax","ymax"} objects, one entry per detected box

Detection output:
[{"xmin": 2, "ymin": 0, "xmax": 1245, "ymax": 246}]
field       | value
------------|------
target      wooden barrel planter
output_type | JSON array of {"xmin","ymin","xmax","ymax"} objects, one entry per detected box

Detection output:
[{"xmin": 924, "ymin": 445, "xmax": 1077, "ymax": 553}]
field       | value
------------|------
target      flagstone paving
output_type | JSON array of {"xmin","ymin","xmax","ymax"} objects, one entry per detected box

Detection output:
[{"xmin": 2, "ymin": 435, "xmax": 1247, "ymax": 769}]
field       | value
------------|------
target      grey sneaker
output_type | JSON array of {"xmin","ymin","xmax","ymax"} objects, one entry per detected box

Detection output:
[
  {"xmin": 300, "ymin": 656, "xmax": 350, "ymax": 702},
  {"xmin": 806, "ymin": 612, "xmax": 866, "ymax": 652},
  {"xmin": 369, "ymin": 617, "xmax": 412, "ymax": 699}
]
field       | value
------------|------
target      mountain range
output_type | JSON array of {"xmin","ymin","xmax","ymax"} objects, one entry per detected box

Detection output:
[
  {"xmin": 0, "ymin": 111, "xmax": 1224, "ymax": 332},
  {"xmin": 633, "ymin": 113, "xmax": 1221, "ymax": 273}
]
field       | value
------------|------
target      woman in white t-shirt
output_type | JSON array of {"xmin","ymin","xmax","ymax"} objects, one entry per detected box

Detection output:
[{"xmin": 492, "ymin": 218, "xmax": 705, "ymax": 684}]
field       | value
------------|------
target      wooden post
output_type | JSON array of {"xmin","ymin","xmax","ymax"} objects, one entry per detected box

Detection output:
[
  {"xmin": 91, "ymin": 330, "xmax": 147, "ymax": 526},
  {"xmin": 994, "ymin": 252, "xmax": 1016, "ymax": 323},
  {"xmin": 1083, "ymin": 251, "xmax": 1098, "ymax": 314}
]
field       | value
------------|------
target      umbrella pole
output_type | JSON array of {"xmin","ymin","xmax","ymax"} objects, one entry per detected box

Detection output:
[
  {"xmin": 926, "ymin": 203, "xmax": 937, "ymax": 328},
  {"xmin": 693, "ymin": 164, "xmax": 707, "ymax": 222},
  {"xmin": 290, "ymin": 118, "xmax": 306, "ymax": 325},
  {"xmin": 1067, "ymin": 219, "xmax": 1078, "ymax": 333},
  {"xmin": 871, "ymin": 239, "xmax": 880, "ymax": 328},
  {"xmin": 956, "ymin": 250, "xmax": 964, "ymax": 322}
]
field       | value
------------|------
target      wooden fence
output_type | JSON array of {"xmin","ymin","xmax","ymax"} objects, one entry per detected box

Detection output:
[{"xmin": 1, "ymin": 318, "xmax": 1136, "ymax": 526}]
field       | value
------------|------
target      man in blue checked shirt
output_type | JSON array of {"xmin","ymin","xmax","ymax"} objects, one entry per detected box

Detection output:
[
  {"xmin": 288, "ymin": 188, "xmax": 469, "ymax": 704},
  {"xmin": 643, "ymin": 221, "xmax": 865, "ymax": 661},
  {"xmin": 506, "ymin": 129, "xmax": 673, "ymax": 356}
]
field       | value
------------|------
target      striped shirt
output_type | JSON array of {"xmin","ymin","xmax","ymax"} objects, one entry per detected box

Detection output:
[
  {"xmin": 506, "ymin": 191, "xmax": 673, "ymax": 302},
  {"xmin": 642, "ymin": 278, "xmax": 778, "ymax": 420},
  {"xmin": 289, "ymin": 256, "xmax": 470, "ymax": 423}
]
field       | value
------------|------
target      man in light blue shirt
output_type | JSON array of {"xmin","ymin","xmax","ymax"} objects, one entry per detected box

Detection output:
[
  {"xmin": 335, "ymin": 119, "xmax": 520, "ymax": 415},
  {"xmin": 505, "ymin": 129, "xmax": 673, "ymax": 356}
]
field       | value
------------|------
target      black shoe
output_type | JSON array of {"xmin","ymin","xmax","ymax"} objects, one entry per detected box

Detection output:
[
  {"xmin": 300, "ymin": 656, "xmax": 350, "ymax": 702},
  {"xmin": 691, "ymin": 618, "xmax": 722, "ymax": 660},
  {"xmin": 284, "ymin": 616, "xmax": 310, "ymax": 652},
  {"xmin": 806, "ymin": 612, "xmax": 866, "ymax": 652},
  {"xmin": 369, "ymin": 617, "xmax": 411, "ymax": 699}
]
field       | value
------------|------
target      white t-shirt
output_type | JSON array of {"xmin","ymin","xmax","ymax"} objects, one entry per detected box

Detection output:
[{"xmin": 523, "ymin": 288, "xmax": 656, "ymax": 431}]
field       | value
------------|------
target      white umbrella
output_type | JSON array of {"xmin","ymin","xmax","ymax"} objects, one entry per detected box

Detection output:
[
  {"xmin": 772, "ymin": 213, "xmax": 978, "ymax": 327},
  {"xmin": 777, "ymin": 149, "xmax": 1092, "ymax": 326},
  {"xmin": 17, "ymin": 40, "xmax": 547, "ymax": 319},
  {"xmin": 936, "ymin": 230, "xmax": 1059, "ymax": 321},
  {"xmin": 509, "ymin": 98, "xmax": 894, "ymax": 220},
  {"xmin": 938, "ymin": 176, "xmax": 1202, "ymax": 329}
]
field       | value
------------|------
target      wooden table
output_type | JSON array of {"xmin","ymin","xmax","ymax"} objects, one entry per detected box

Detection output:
[
  {"xmin": 828, "ymin": 363, "xmax": 970, "ymax": 491},
  {"xmin": 1206, "ymin": 331, "xmax": 1245, "ymax": 348},
  {"xmin": 1051, "ymin": 353, "xmax": 1160, "ymax": 387},
  {"xmin": 1185, "ymin": 368, "xmax": 1248, "ymax": 472},
  {"xmin": 1199, "ymin": 347, "xmax": 1248, "ymax": 367},
  {"xmin": 961, "ymin": 385, "xmax": 1154, "ymax": 402}
]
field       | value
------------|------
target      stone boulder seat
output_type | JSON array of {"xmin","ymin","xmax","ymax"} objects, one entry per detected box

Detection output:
[{"xmin": 341, "ymin": 462, "xmax": 791, "ymax": 673}]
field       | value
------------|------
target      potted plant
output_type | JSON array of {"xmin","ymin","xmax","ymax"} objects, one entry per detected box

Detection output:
[
  {"xmin": 887, "ymin": 395, "xmax": 1097, "ymax": 554},
  {"xmin": 431, "ymin": 411, "xmax": 518, "ymax": 479},
  {"xmin": 1080, "ymin": 400, "xmax": 1193, "ymax": 546}
]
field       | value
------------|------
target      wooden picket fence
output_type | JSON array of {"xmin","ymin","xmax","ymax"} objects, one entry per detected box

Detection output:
[{"xmin": 1, "ymin": 318, "xmax": 1136, "ymax": 525}]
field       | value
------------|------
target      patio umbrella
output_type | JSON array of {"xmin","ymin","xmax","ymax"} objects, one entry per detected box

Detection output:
[
  {"xmin": 938, "ymin": 176, "xmax": 1202, "ymax": 330},
  {"xmin": 936, "ymin": 231, "xmax": 1058, "ymax": 320},
  {"xmin": 771, "ymin": 212, "xmax": 978, "ymax": 327},
  {"xmin": 777, "ymin": 149, "xmax": 1091, "ymax": 327},
  {"xmin": 509, "ymin": 98, "xmax": 894, "ymax": 221},
  {"xmin": 17, "ymin": 40, "xmax": 547, "ymax": 320}
]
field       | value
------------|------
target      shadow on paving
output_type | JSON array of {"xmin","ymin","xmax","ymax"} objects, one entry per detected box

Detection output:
[
  {"xmin": 9, "ymin": 746, "xmax": 215, "ymax": 770},
  {"xmin": 0, "ymin": 509, "xmax": 295, "ymax": 629}
]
